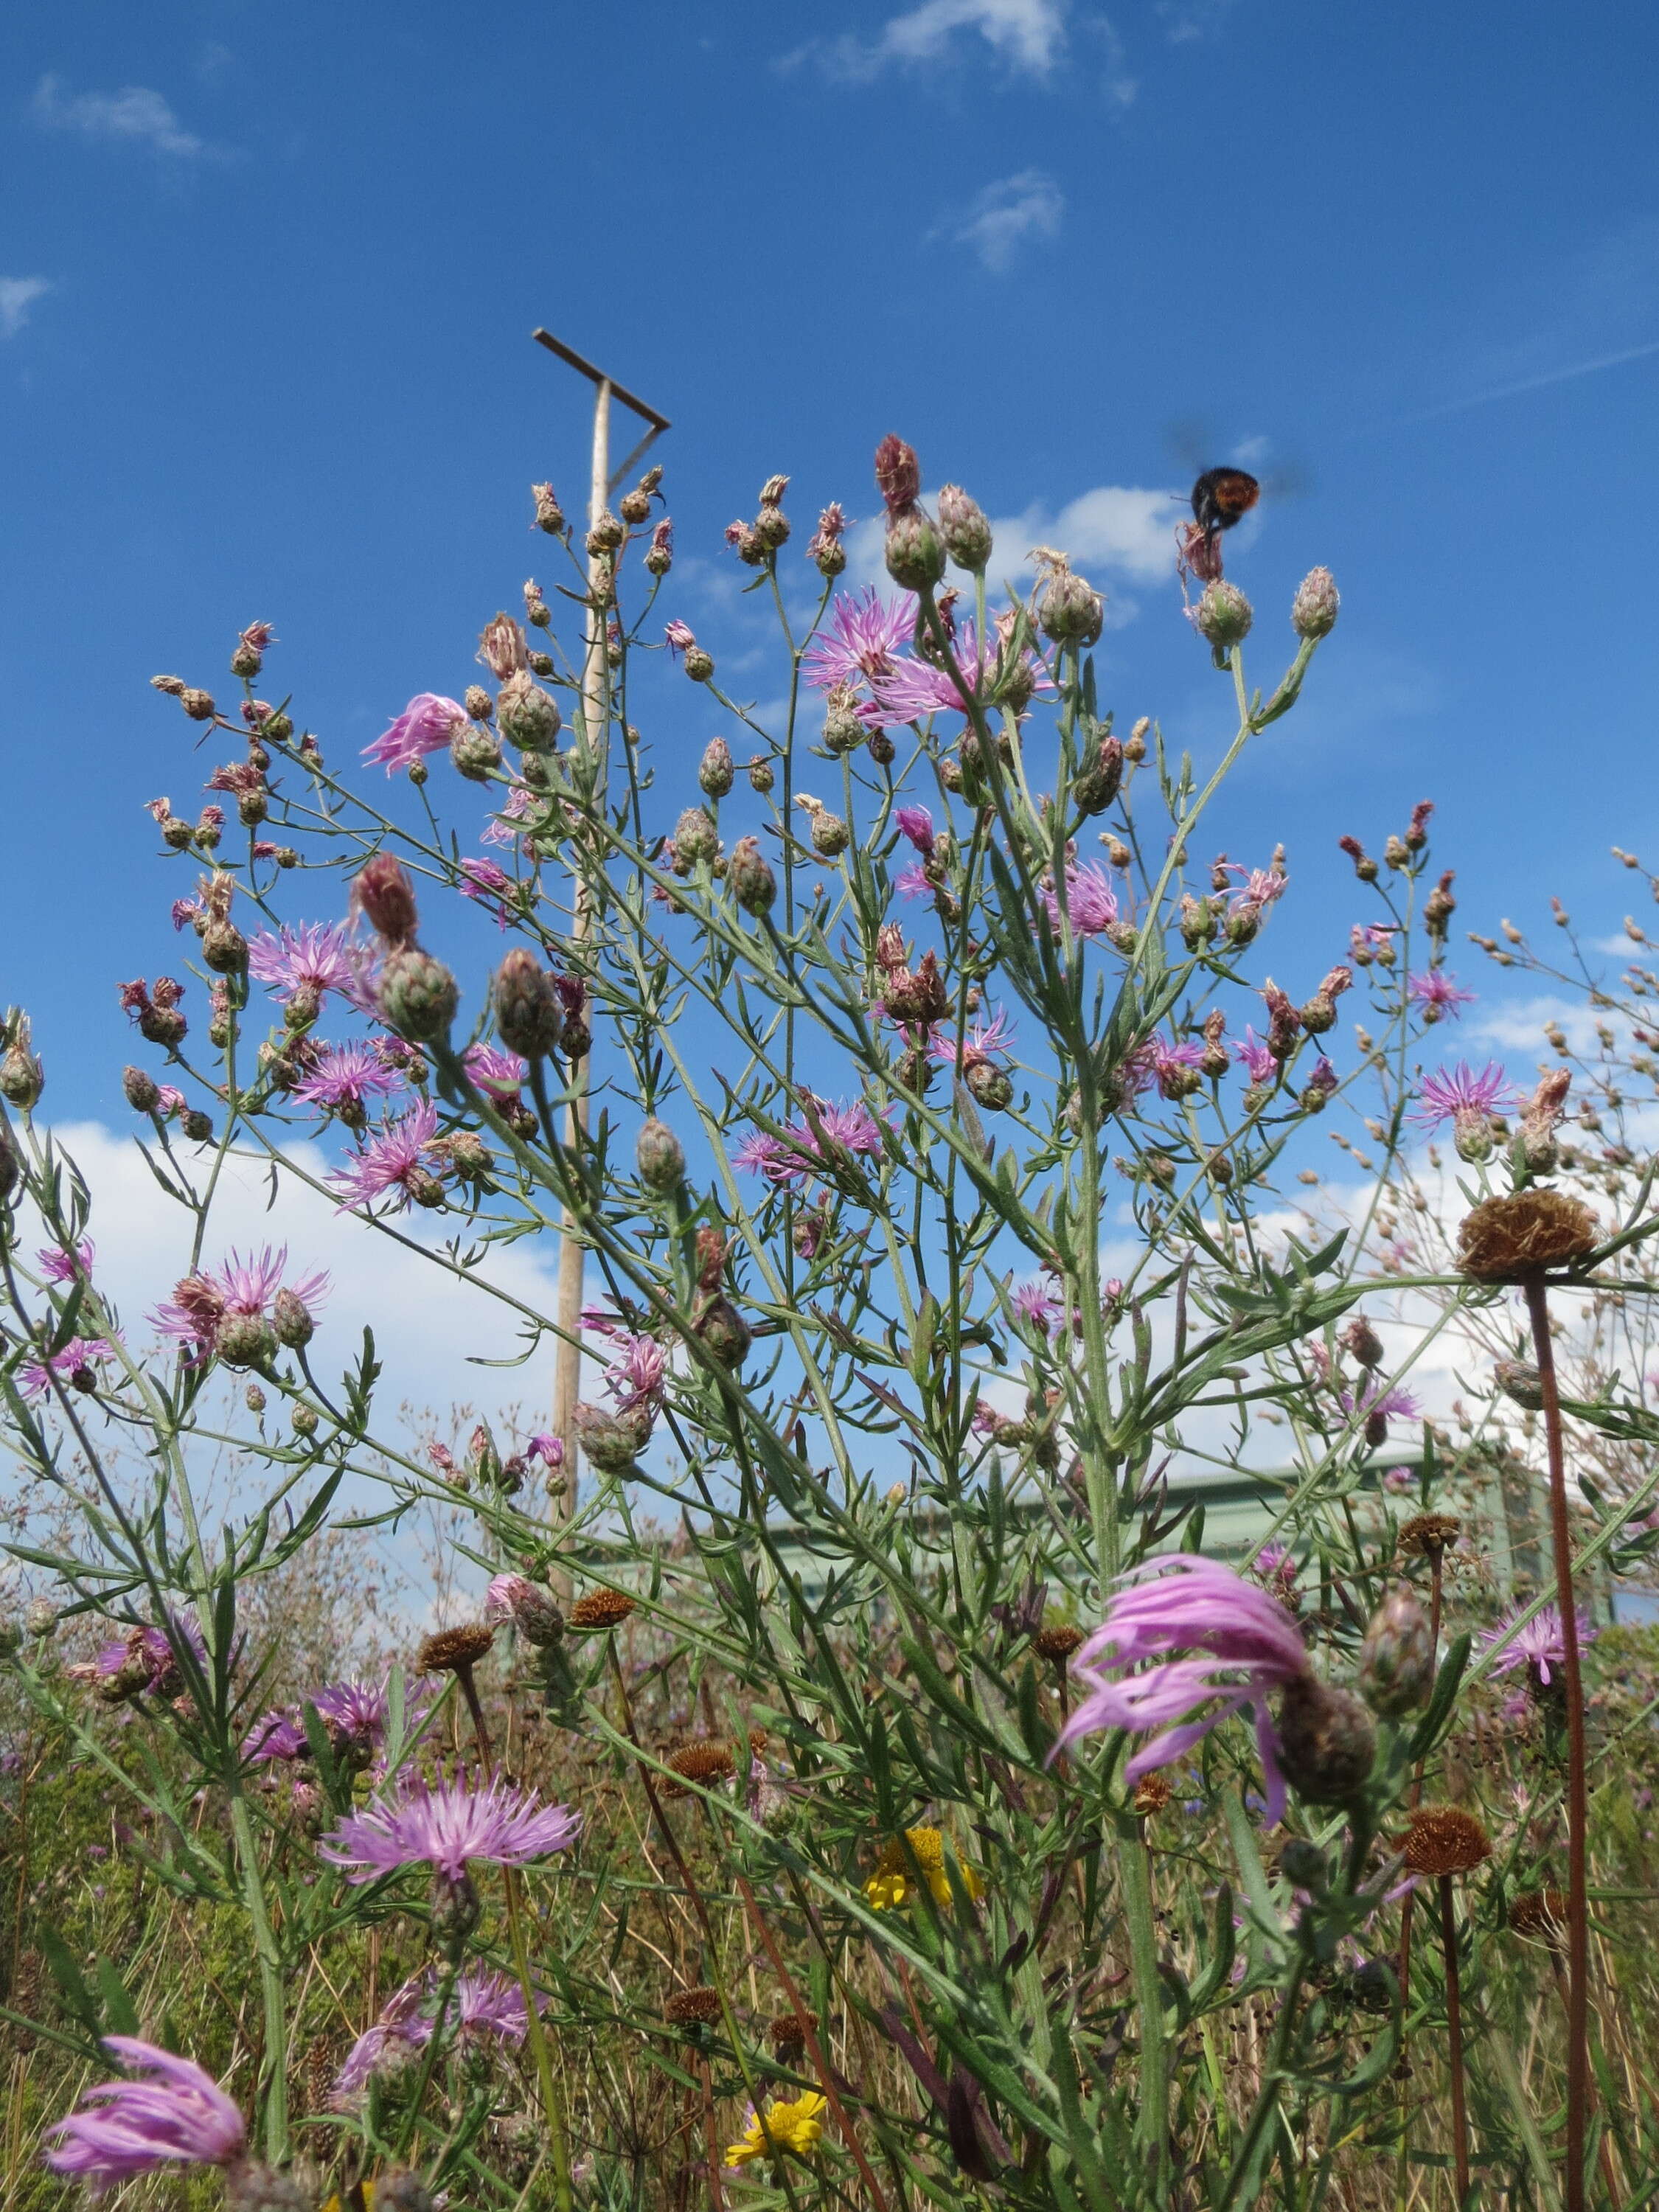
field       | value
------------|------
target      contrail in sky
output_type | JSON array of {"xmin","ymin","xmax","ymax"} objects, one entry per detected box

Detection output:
[{"xmin": 1409, "ymin": 336, "xmax": 1659, "ymax": 422}]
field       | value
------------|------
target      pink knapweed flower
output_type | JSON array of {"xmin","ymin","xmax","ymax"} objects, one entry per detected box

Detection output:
[
  {"xmin": 1408, "ymin": 970, "xmax": 1475, "ymax": 1018},
  {"xmin": 1150, "ymin": 1038, "xmax": 1206, "ymax": 1099},
  {"xmin": 462, "ymin": 1043, "xmax": 529, "ymax": 1104},
  {"xmin": 318, "ymin": 1770, "xmax": 580, "ymax": 1883},
  {"xmin": 1236, "ymin": 1027, "xmax": 1277, "ymax": 1085},
  {"xmin": 1410, "ymin": 1062, "xmax": 1512, "ymax": 1130},
  {"xmin": 1040, "ymin": 863, "xmax": 1120, "ymax": 940},
  {"xmin": 151, "ymin": 1247, "xmax": 329, "ymax": 1355},
  {"xmin": 19, "ymin": 1338, "xmax": 116, "ymax": 1399},
  {"xmin": 1057, "ymin": 1555, "xmax": 1310, "ymax": 1824},
  {"xmin": 664, "ymin": 619, "xmax": 697, "ymax": 661},
  {"xmin": 246, "ymin": 922, "xmax": 359, "ymax": 1007},
  {"xmin": 928, "ymin": 1011, "xmax": 1015, "ymax": 1070},
  {"xmin": 528, "ymin": 1432, "xmax": 564, "ymax": 1468},
  {"xmin": 1223, "ymin": 864, "xmax": 1289, "ymax": 919},
  {"xmin": 1012, "ymin": 1277, "xmax": 1065, "ymax": 1334},
  {"xmin": 459, "ymin": 858, "xmax": 515, "ymax": 925},
  {"xmin": 894, "ymin": 862, "xmax": 933, "ymax": 901},
  {"xmin": 292, "ymin": 1043, "xmax": 400, "ymax": 1113},
  {"xmin": 450, "ymin": 1966, "xmax": 530, "ymax": 2045},
  {"xmin": 43, "ymin": 2037, "xmax": 246, "ymax": 2192},
  {"xmin": 894, "ymin": 805, "xmax": 936, "ymax": 853},
  {"xmin": 1480, "ymin": 1604, "xmax": 1596, "ymax": 1687},
  {"xmin": 362, "ymin": 693, "xmax": 467, "ymax": 774},
  {"xmin": 36, "ymin": 1242, "xmax": 94, "ymax": 1285},
  {"xmin": 330, "ymin": 1096, "xmax": 444, "ymax": 1212},
  {"xmin": 481, "ymin": 786, "xmax": 536, "ymax": 849},
  {"xmin": 802, "ymin": 588, "xmax": 916, "ymax": 693},
  {"xmin": 605, "ymin": 1332, "xmax": 667, "ymax": 1411}
]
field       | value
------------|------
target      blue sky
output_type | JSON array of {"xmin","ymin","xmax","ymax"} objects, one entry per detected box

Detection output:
[{"xmin": 1, "ymin": 1, "xmax": 1657, "ymax": 1430}]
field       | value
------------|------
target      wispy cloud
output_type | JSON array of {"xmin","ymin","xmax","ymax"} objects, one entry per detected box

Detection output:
[
  {"xmin": 1155, "ymin": 0, "xmax": 1239, "ymax": 41},
  {"xmin": 946, "ymin": 169, "xmax": 1065, "ymax": 271},
  {"xmin": 1409, "ymin": 337, "xmax": 1659, "ymax": 424},
  {"xmin": 1092, "ymin": 15, "xmax": 1139, "ymax": 107},
  {"xmin": 791, "ymin": 0, "xmax": 1070, "ymax": 82},
  {"xmin": 32, "ymin": 73, "xmax": 204, "ymax": 158},
  {"xmin": 0, "ymin": 276, "xmax": 52, "ymax": 340},
  {"xmin": 846, "ymin": 480, "xmax": 1178, "ymax": 598}
]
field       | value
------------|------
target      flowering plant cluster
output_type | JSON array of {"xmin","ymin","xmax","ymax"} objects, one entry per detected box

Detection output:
[{"xmin": 1, "ymin": 436, "xmax": 1657, "ymax": 2211}]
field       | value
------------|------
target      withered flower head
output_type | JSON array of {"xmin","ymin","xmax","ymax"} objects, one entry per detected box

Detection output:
[
  {"xmin": 1457, "ymin": 1189, "xmax": 1601, "ymax": 1282},
  {"xmin": 1033, "ymin": 1623, "xmax": 1085, "ymax": 1664},
  {"xmin": 418, "ymin": 1622, "xmax": 495, "ymax": 1674},
  {"xmin": 1397, "ymin": 1512, "xmax": 1461, "ymax": 1560},
  {"xmin": 1509, "ymin": 1888, "xmax": 1569, "ymax": 1942},
  {"xmin": 664, "ymin": 1986, "xmax": 722, "ymax": 2029},
  {"xmin": 568, "ymin": 1589, "xmax": 636, "ymax": 1632},
  {"xmin": 1132, "ymin": 1772, "xmax": 1173, "ymax": 1817},
  {"xmin": 1402, "ymin": 1806, "xmax": 1492, "ymax": 1879},
  {"xmin": 664, "ymin": 1739, "xmax": 737, "ymax": 1796},
  {"xmin": 768, "ymin": 2010, "xmax": 811, "ymax": 2059}
]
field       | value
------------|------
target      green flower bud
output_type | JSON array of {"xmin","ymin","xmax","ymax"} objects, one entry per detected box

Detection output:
[
  {"xmin": 728, "ymin": 835, "xmax": 776, "ymax": 917},
  {"xmin": 883, "ymin": 504, "xmax": 946, "ymax": 592},
  {"xmin": 1276, "ymin": 1675, "xmax": 1376, "ymax": 1806},
  {"xmin": 937, "ymin": 483, "xmax": 993, "ymax": 573},
  {"xmin": 1357, "ymin": 1586, "xmax": 1435, "ymax": 1719},
  {"xmin": 497, "ymin": 672, "xmax": 561, "ymax": 754},
  {"xmin": 698, "ymin": 737, "xmax": 734, "ymax": 797},
  {"xmin": 215, "ymin": 1311, "xmax": 277, "ymax": 1370},
  {"xmin": 493, "ymin": 949, "xmax": 563, "ymax": 1059},
  {"xmin": 574, "ymin": 1399, "xmax": 653, "ymax": 1473},
  {"xmin": 1291, "ymin": 566, "xmax": 1340, "ymax": 640},
  {"xmin": 1195, "ymin": 580, "xmax": 1253, "ymax": 651},
  {"xmin": 378, "ymin": 947, "xmax": 460, "ymax": 1043},
  {"xmin": 636, "ymin": 1118, "xmax": 686, "ymax": 1194},
  {"xmin": 450, "ymin": 724, "xmax": 504, "ymax": 782}
]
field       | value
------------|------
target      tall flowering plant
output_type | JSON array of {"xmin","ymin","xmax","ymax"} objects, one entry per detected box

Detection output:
[{"xmin": 0, "ymin": 435, "xmax": 1654, "ymax": 2211}]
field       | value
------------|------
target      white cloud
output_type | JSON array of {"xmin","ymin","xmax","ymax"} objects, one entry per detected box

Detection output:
[
  {"xmin": 1092, "ymin": 14, "xmax": 1139, "ymax": 107},
  {"xmin": 947, "ymin": 170, "xmax": 1065, "ymax": 271},
  {"xmin": 1155, "ymin": 0, "xmax": 1239, "ymax": 41},
  {"xmin": 0, "ymin": 277, "xmax": 51, "ymax": 340},
  {"xmin": 796, "ymin": 0, "xmax": 1069, "ymax": 80},
  {"xmin": 32, "ymin": 74, "xmax": 204, "ymax": 158},
  {"xmin": 21, "ymin": 1121, "xmax": 575, "ymax": 1446}
]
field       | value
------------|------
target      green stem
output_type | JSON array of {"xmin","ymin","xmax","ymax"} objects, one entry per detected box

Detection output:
[{"xmin": 226, "ymin": 1787, "xmax": 288, "ymax": 2163}]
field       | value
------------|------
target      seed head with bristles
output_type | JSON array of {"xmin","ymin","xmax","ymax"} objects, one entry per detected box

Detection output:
[
  {"xmin": 1397, "ymin": 1512, "xmax": 1461, "ymax": 1560},
  {"xmin": 664, "ymin": 1740, "xmax": 737, "ymax": 1796},
  {"xmin": 1457, "ymin": 1189, "xmax": 1600, "ymax": 1281},
  {"xmin": 1402, "ymin": 1806, "xmax": 1492, "ymax": 1879},
  {"xmin": 1509, "ymin": 1888, "xmax": 1569, "ymax": 1942},
  {"xmin": 567, "ymin": 1589, "xmax": 636, "ymax": 1632},
  {"xmin": 417, "ymin": 1623, "xmax": 495, "ymax": 1674},
  {"xmin": 664, "ymin": 1986, "xmax": 723, "ymax": 2030},
  {"xmin": 1033, "ymin": 1623, "xmax": 1085, "ymax": 1664}
]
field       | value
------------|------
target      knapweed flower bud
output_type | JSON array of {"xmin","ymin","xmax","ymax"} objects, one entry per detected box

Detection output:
[
  {"xmin": 122, "ymin": 1065, "xmax": 161, "ymax": 1113},
  {"xmin": 1520, "ymin": 1067, "xmax": 1571, "ymax": 1174},
  {"xmin": 698, "ymin": 737, "xmax": 734, "ymax": 797},
  {"xmin": 574, "ymin": 1399, "xmax": 653, "ymax": 1473},
  {"xmin": 1074, "ymin": 735, "xmax": 1124, "ymax": 815},
  {"xmin": 1338, "ymin": 834, "xmax": 1378, "ymax": 881},
  {"xmin": 201, "ymin": 919, "xmax": 248, "ymax": 975},
  {"xmin": 748, "ymin": 754, "xmax": 774, "ymax": 793},
  {"xmin": 636, "ymin": 1117, "xmax": 686, "ymax": 1194},
  {"xmin": 1276, "ymin": 1675, "xmax": 1377, "ymax": 1806},
  {"xmin": 619, "ymin": 484, "xmax": 653, "ymax": 526},
  {"xmin": 642, "ymin": 517, "xmax": 674, "ymax": 577},
  {"xmin": 1179, "ymin": 894, "xmax": 1216, "ymax": 950},
  {"xmin": 450, "ymin": 724, "xmax": 503, "ymax": 782},
  {"xmin": 0, "ymin": 1029, "xmax": 44, "ymax": 1109},
  {"xmin": 695, "ymin": 1294, "xmax": 751, "ymax": 1368},
  {"xmin": 1290, "ymin": 566, "xmax": 1340, "ymax": 639},
  {"xmin": 181, "ymin": 688, "xmax": 217, "ymax": 722},
  {"xmin": 1494, "ymin": 1357, "xmax": 1545, "ymax": 1411},
  {"xmin": 215, "ymin": 1310, "xmax": 277, "ymax": 1370},
  {"xmin": 884, "ymin": 503, "xmax": 946, "ymax": 592},
  {"xmin": 1357, "ymin": 1586, "xmax": 1434, "ymax": 1719},
  {"xmin": 684, "ymin": 643, "xmax": 714, "ymax": 683},
  {"xmin": 24, "ymin": 1595, "xmax": 55, "ymax": 1638},
  {"xmin": 532, "ymin": 481, "xmax": 566, "ymax": 534},
  {"xmin": 938, "ymin": 483, "xmax": 993, "ymax": 572},
  {"xmin": 796, "ymin": 795, "xmax": 849, "ymax": 857},
  {"xmin": 965, "ymin": 1061, "xmax": 1013, "ymax": 1110},
  {"xmin": 1405, "ymin": 799, "xmax": 1433, "ymax": 852},
  {"xmin": 808, "ymin": 501, "xmax": 848, "ymax": 577},
  {"xmin": 151, "ymin": 674, "xmax": 187, "ymax": 698},
  {"xmin": 1383, "ymin": 833, "xmax": 1409, "ymax": 871},
  {"xmin": 1038, "ymin": 559, "xmax": 1105, "ymax": 646},
  {"xmin": 1424, "ymin": 869, "xmax": 1457, "ymax": 939},
  {"xmin": 1277, "ymin": 1837, "xmax": 1326, "ymax": 1891},
  {"xmin": 245, "ymin": 1382, "xmax": 266, "ymax": 1413},
  {"xmin": 728, "ymin": 835, "xmax": 776, "ymax": 916},
  {"xmin": 272, "ymin": 1286, "xmax": 316, "ymax": 1351},
  {"xmin": 752, "ymin": 500, "xmax": 790, "ymax": 553},
  {"xmin": 496, "ymin": 672, "xmax": 561, "ymax": 754},
  {"xmin": 489, "ymin": 1572, "xmax": 564, "ymax": 1646},
  {"xmin": 1194, "ymin": 580, "xmax": 1253, "ymax": 652},
  {"xmin": 378, "ymin": 947, "xmax": 460, "ymax": 1043},
  {"xmin": 493, "ymin": 950, "xmax": 563, "ymax": 1059},
  {"xmin": 1341, "ymin": 1315, "xmax": 1385, "ymax": 1368},
  {"xmin": 464, "ymin": 685, "xmax": 493, "ymax": 723},
  {"xmin": 821, "ymin": 684, "xmax": 866, "ymax": 755},
  {"xmin": 674, "ymin": 807, "xmax": 720, "ymax": 868},
  {"xmin": 291, "ymin": 1401, "xmax": 319, "ymax": 1436},
  {"xmin": 352, "ymin": 855, "xmax": 420, "ymax": 946},
  {"xmin": 586, "ymin": 508, "xmax": 625, "ymax": 556}
]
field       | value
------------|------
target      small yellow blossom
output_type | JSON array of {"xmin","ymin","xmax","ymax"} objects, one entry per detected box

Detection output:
[
  {"xmin": 724, "ymin": 2089, "xmax": 829, "ymax": 2167},
  {"xmin": 864, "ymin": 1825, "xmax": 984, "ymax": 1911},
  {"xmin": 321, "ymin": 2187, "xmax": 375, "ymax": 2212}
]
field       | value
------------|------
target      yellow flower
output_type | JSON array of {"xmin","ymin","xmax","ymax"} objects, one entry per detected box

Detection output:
[
  {"xmin": 863, "ymin": 1825, "xmax": 984, "ymax": 1911},
  {"xmin": 724, "ymin": 2089, "xmax": 829, "ymax": 2167},
  {"xmin": 321, "ymin": 2188, "xmax": 375, "ymax": 2212}
]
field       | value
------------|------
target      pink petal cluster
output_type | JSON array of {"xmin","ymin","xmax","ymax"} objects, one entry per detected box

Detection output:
[
  {"xmin": 246, "ymin": 922, "xmax": 360, "ymax": 1006},
  {"xmin": 362, "ymin": 692, "xmax": 468, "ymax": 774},
  {"xmin": 1040, "ymin": 863, "xmax": 1121, "ymax": 940},
  {"xmin": 1057, "ymin": 1556, "xmax": 1310, "ymax": 1823},
  {"xmin": 43, "ymin": 2037, "xmax": 246, "ymax": 2191},
  {"xmin": 329, "ymin": 1096, "xmax": 444, "ymax": 1212},
  {"xmin": 318, "ymin": 1770, "xmax": 581, "ymax": 1882},
  {"xmin": 802, "ymin": 588, "xmax": 916, "ymax": 693}
]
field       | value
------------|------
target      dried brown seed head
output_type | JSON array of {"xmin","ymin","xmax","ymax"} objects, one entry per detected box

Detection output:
[
  {"xmin": 1132, "ymin": 1773, "xmax": 1172, "ymax": 1816},
  {"xmin": 1457, "ymin": 1189, "xmax": 1600, "ymax": 1282},
  {"xmin": 1033, "ymin": 1623, "xmax": 1085, "ymax": 1664},
  {"xmin": 664, "ymin": 1986, "xmax": 722, "ymax": 2029},
  {"xmin": 1509, "ymin": 1888, "xmax": 1569, "ymax": 1941},
  {"xmin": 1402, "ymin": 1805, "xmax": 1492, "ymax": 1879},
  {"xmin": 1397, "ymin": 1512, "xmax": 1462, "ymax": 1559},
  {"xmin": 665, "ymin": 1740, "xmax": 737, "ymax": 1792},
  {"xmin": 768, "ymin": 2009, "xmax": 811, "ymax": 2057},
  {"xmin": 417, "ymin": 1623, "xmax": 495, "ymax": 1674},
  {"xmin": 567, "ymin": 1589, "xmax": 637, "ymax": 1632}
]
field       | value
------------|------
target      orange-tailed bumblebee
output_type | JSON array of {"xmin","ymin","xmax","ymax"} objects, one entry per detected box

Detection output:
[{"xmin": 1190, "ymin": 467, "xmax": 1260, "ymax": 543}]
